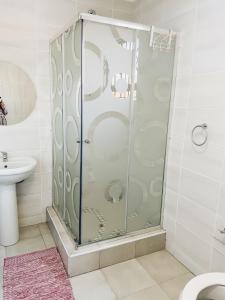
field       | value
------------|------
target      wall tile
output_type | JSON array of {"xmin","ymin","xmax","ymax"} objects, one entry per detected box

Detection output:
[
  {"xmin": 173, "ymin": 75, "xmax": 191, "ymax": 109},
  {"xmin": 69, "ymin": 252, "xmax": 100, "ymax": 276},
  {"xmin": 170, "ymin": 108, "xmax": 188, "ymax": 139},
  {"xmin": 180, "ymin": 168, "xmax": 220, "ymax": 211},
  {"xmin": 113, "ymin": 10, "xmax": 135, "ymax": 22},
  {"xmin": 192, "ymin": 0, "xmax": 225, "ymax": 74},
  {"xmin": 167, "ymin": 136, "xmax": 183, "ymax": 166},
  {"xmin": 189, "ymin": 73, "xmax": 225, "ymax": 109},
  {"xmin": 182, "ymin": 137, "xmax": 224, "ymax": 180},
  {"xmin": 135, "ymin": 233, "xmax": 166, "ymax": 257},
  {"xmin": 163, "ymin": 0, "xmax": 195, "ymax": 23},
  {"xmin": 211, "ymin": 249, "xmax": 225, "ymax": 272},
  {"xmin": 100, "ymin": 242, "xmax": 135, "ymax": 268},
  {"xmin": 163, "ymin": 188, "xmax": 178, "ymax": 219},
  {"xmin": 177, "ymin": 195, "xmax": 215, "ymax": 243},
  {"xmin": 136, "ymin": 0, "xmax": 166, "ymax": 26},
  {"xmin": 218, "ymin": 183, "xmax": 225, "ymax": 218},
  {"xmin": 113, "ymin": 0, "xmax": 135, "ymax": 12},
  {"xmin": 163, "ymin": 214, "xmax": 176, "ymax": 242},
  {"xmin": 175, "ymin": 224, "xmax": 211, "ymax": 273},
  {"xmin": 165, "ymin": 164, "xmax": 181, "ymax": 192}
]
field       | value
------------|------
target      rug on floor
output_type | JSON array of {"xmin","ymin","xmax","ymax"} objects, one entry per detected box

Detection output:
[{"xmin": 3, "ymin": 247, "xmax": 74, "ymax": 300}]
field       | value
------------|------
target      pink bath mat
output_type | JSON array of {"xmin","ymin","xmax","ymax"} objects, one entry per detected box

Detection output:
[{"xmin": 3, "ymin": 247, "xmax": 74, "ymax": 300}]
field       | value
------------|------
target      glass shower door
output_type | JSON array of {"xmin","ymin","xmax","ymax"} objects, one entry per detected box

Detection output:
[
  {"xmin": 63, "ymin": 22, "xmax": 82, "ymax": 241},
  {"xmin": 51, "ymin": 22, "xmax": 82, "ymax": 243},
  {"xmin": 81, "ymin": 21, "xmax": 135, "ymax": 244},
  {"xmin": 127, "ymin": 30, "xmax": 176, "ymax": 232},
  {"xmin": 51, "ymin": 35, "xmax": 64, "ymax": 217}
]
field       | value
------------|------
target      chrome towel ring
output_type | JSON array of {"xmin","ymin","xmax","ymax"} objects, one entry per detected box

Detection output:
[{"xmin": 191, "ymin": 123, "xmax": 208, "ymax": 146}]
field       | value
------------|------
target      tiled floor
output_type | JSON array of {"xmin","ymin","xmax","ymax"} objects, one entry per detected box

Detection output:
[
  {"xmin": 0, "ymin": 224, "xmax": 194, "ymax": 300},
  {"xmin": 0, "ymin": 223, "xmax": 56, "ymax": 299},
  {"xmin": 71, "ymin": 251, "xmax": 194, "ymax": 300}
]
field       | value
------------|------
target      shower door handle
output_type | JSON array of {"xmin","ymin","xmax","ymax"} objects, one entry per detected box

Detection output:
[
  {"xmin": 83, "ymin": 139, "xmax": 90, "ymax": 144},
  {"xmin": 76, "ymin": 139, "xmax": 90, "ymax": 144}
]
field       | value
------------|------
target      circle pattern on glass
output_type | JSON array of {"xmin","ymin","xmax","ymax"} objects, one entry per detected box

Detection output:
[
  {"xmin": 66, "ymin": 171, "xmax": 72, "ymax": 192},
  {"xmin": 51, "ymin": 57, "xmax": 57, "ymax": 99},
  {"xmin": 134, "ymin": 121, "xmax": 167, "ymax": 167},
  {"xmin": 53, "ymin": 108, "xmax": 63, "ymax": 150},
  {"xmin": 87, "ymin": 111, "xmax": 129, "ymax": 161},
  {"xmin": 153, "ymin": 77, "xmax": 171, "ymax": 102},
  {"xmin": 65, "ymin": 69, "xmax": 73, "ymax": 96},
  {"xmin": 72, "ymin": 22, "xmax": 81, "ymax": 66},
  {"xmin": 65, "ymin": 116, "xmax": 79, "ymax": 163},
  {"xmin": 111, "ymin": 27, "xmax": 134, "ymax": 51},
  {"xmin": 72, "ymin": 177, "xmax": 80, "ymax": 223},
  {"xmin": 128, "ymin": 176, "xmax": 148, "ymax": 219},
  {"xmin": 149, "ymin": 177, "xmax": 163, "ymax": 197},
  {"xmin": 56, "ymin": 37, "xmax": 62, "ymax": 52},
  {"xmin": 84, "ymin": 41, "xmax": 109, "ymax": 101},
  {"xmin": 75, "ymin": 80, "xmax": 81, "ymax": 119},
  {"xmin": 57, "ymin": 73, "xmax": 63, "ymax": 96},
  {"xmin": 53, "ymin": 178, "xmax": 59, "ymax": 207},
  {"xmin": 58, "ymin": 166, "xmax": 63, "ymax": 188}
]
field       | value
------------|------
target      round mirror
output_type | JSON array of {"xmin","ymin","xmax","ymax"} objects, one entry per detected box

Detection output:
[{"xmin": 0, "ymin": 61, "xmax": 36, "ymax": 125}]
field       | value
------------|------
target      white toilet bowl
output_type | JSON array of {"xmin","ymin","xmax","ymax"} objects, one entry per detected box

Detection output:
[{"xmin": 179, "ymin": 273, "xmax": 225, "ymax": 300}]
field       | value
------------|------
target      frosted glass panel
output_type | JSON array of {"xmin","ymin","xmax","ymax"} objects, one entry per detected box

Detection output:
[
  {"xmin": 63, "ymin": 23, "xmax": 82, "ymax": 240},
  {"xmin": 51, "ymin": 36, "xmax": 64, "ymax": 216},
  {"xmin": 127, "ymin": 31, "xmax": 176, "ymax": 232},
  {"xmin": 51, "ymin": 18, "xmax": 176, "ymax": 246},
  {"xmin": 81, "ymin": 21, "xmax": 135, "ymax": 244}
]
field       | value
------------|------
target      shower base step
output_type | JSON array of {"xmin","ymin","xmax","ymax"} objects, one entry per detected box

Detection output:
[{"xmin": 47, "ymin": 207, "xmax": 166, "ymax": 277}]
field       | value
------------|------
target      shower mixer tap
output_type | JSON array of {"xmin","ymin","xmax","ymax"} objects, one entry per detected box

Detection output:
[{"xmin": 76, "ymin": 139, "xmax": 90, "ymax": 144}]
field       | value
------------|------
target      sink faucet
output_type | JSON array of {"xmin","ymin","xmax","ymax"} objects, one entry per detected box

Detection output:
[{"xmin": 0, "ymin": 151, "xmax": 8, "ymax": 162}]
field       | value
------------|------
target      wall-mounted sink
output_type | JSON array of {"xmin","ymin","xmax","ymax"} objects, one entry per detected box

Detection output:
[
  {"xmin": 0, "ymin": 157, "xmax": 37, "ymax": 184},
  {"xmin": 0, "ymin": 156, "xmax": 37, "ymax": 246}
]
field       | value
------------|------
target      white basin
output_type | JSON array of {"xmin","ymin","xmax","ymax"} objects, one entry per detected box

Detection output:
[
  {"xmin": 0, "ymin": 157, "xmax": 37, "ymax": 184},
  {"xmin": 0, "ymin": 157, "xmax": 37, "ymax": 246}
]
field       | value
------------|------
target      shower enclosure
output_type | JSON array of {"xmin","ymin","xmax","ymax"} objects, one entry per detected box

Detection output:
[{"xmin": 51, "ymin": 14, "xmax": 176, "ymax": 246}]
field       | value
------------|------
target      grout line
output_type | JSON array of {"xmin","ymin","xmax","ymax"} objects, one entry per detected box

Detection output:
[{"xmin": 100, "ymin": 268, "xmax": 119, "ymax": 299}]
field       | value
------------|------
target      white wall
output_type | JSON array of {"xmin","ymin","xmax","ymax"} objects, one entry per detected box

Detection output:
[
  {"xmin": 136, "ymin": 0, "xmax": 225, "ymax": 274},
  {"xmin": 0, "ymin": 0, "xmax": 135, "ymax": 227}
]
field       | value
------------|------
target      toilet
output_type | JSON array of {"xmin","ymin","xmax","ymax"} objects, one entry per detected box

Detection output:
[{"xmin": 179, "ymin": 273, "xmax": 225, "ymax": 300}]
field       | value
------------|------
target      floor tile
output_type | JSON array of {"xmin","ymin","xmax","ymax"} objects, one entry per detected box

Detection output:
[
  {"xmin": 38, "ymin": 223, "xmax": 56, "ymax": 248},
  {"xmin": 70, "ymin": 270, "xmax": 116, "ymax": 300},
  {"xmin": 102, "ymin": 259, "xmax": 156, "ymax": 298},
  {"xmin": 160, "ymin": 272, "xmax": 194, "ymax": 300},
  {"xmin": 20, "ymin": 224, "xmax": 40, "ymax": 240},
  {"xmin": 138, "ymin": 250, "xmax": 189, "ymax": 284},
  {"xmin": 122, "ymin": 285, "xmax": 171, "ymax": 300},
  {"xmin": 42, "ymin": 233, "xmax": 56, "ymax": 248},
  {"xmin": 6, "ymin": 236, "xmax": 46, "ymax": 257},
  {"xmin": 0, "ymin": 246, "xmax": 6, "ymax": 258},
  {"xmin": 135, "ymin": 233, "xmax": 165, "ymax": 257},
  {"xmin": 38, "ymin": 223, "xmax": 51, "ymax": 235}
]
